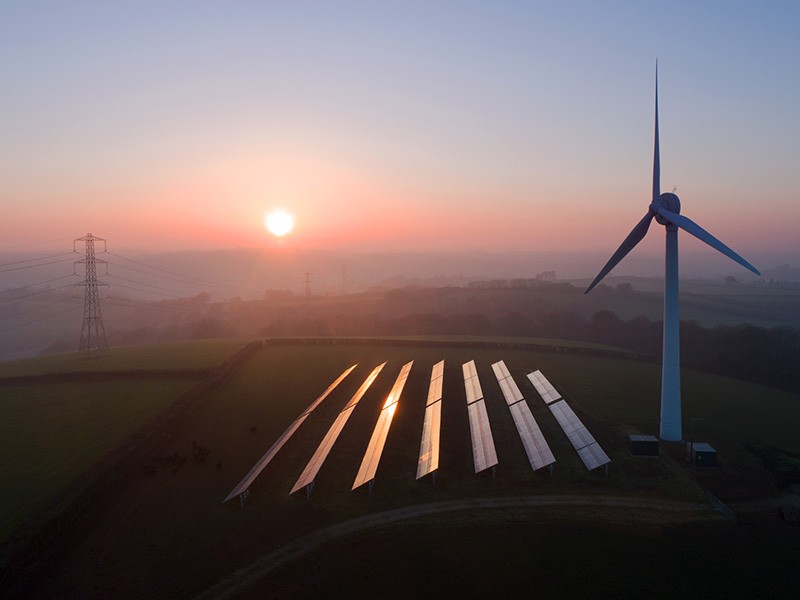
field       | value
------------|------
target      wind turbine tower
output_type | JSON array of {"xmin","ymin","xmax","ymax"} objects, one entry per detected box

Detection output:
[{"xmin": 585, "ymin": 66, "xmax": 760, "ymax": 442}]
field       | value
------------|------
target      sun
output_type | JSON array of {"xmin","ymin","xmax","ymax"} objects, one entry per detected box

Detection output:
[{"xmin": 264, "ymin": 209, "xmax": 295, "ymax": 237}]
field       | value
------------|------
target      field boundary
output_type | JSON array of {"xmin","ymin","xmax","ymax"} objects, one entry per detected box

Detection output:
[
  {"xmin": 0, "ymin": 341, "xmax": 263, "ymax": 597},
  {"xmin": 0, "ymin": 368, "xmax": 210, "ymax": 386},
  {"xmin": 263, "ymin": 336, "xmax": 653, "ymax": 362}
]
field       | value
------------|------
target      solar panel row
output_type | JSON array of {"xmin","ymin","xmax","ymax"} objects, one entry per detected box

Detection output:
[
  {"xmin": 417, "ymin": 360, "xmax": 444, "ymax": 480},
  {"xmin": 527, "ymin": 370, "xmax": 562, "ymax": 404},
  {"xmin": 223, "ymin": 364, "xmax": 357, "ymax": 503},
  {"xmin": 353, "ymin": 362, "xmax": 414, "ymax": 490},
  {"xmin": 290, "ymin": 363, "xmax": 386, "ymax": 494}
]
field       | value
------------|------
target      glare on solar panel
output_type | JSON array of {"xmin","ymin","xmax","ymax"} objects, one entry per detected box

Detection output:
[
  {"xmin": 224, "ymin": 364, "xmax": 357, "ymax": 503},
  {"xmin": 290, "ymin": 363, "xmax": 385, "ymax": 494},
  {"xmin": 426, "ymin": 360, "xmax": 444, "ymax": 406},
  {"xmin": 463, "ymin": 360, "xmax": 484, "ymax": 404},
  {"xmin": 353, "ymin": 361, "xmax": 413, "ymax": 489},
  {"xmin": 467, "ymin": 400, "xmax": 498, "ymax": 473}
]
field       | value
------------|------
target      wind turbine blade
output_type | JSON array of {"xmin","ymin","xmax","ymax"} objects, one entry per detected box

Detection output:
[
  {"xmin": 656, "ymin": 207, "xmax": 761, "ymax": 275},
  {"xmin": 585, "ymin": 212, "xmax": 654, "ymax": 293},
  {"xmin": 653, "ymin": 61, "xmax": 660, "ymax": 202}
]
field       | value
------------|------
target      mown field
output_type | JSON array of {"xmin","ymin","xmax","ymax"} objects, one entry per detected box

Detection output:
[
  {"xmin": 0, "ymin": 339, "xmax": 253, "ymax": 541},
  {"xmin": 14, "ymin": 340, "xmax": 798, "ymax": 599}
]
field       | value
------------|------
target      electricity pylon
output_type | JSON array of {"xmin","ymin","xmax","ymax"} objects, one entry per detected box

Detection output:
[
  {"xmin": 303, "ymin": 272, "xmax": 312, "ymax": 298},
  {"xmin": 74, "ymin": 233, "xmax": 109, "ymax": 358}
]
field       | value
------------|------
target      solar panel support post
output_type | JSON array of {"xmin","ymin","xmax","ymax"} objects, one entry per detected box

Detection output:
[
  {"xmin": 548, "ymin": 464, "xmax": 554, "ymax": 476},
  {"xmin": 306, "ymin": 481, "xmax": 315, "ymax": 499},
  {"xmin": 368, "ymin": 479, "xmax": 374, "ymax": 496},
  {"xmin": 432, "ymin": 470, "xmax": 437, "ymax": 486},
  {"xmin": 491, "ymin": 465, "xmax": 497, "ymax": 479},
  {"xmin": 604, "ymin": 463, "xmax": 609, "ymax": 477}
]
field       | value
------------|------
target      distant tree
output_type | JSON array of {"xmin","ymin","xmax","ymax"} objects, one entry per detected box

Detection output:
[
  {"xmin": 534, "ymin": 270, "xmax": 557, "ymax": 282},
  {"xmin": 616, "ymin": 282, "xmax": 633, "ymax": 293},
  {"xmin": 724, "ymin": 276, "xmax": 738, "ymax": 285}
]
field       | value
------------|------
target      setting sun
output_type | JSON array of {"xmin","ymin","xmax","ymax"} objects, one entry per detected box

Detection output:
[{"xmin": 264, "ymin": 209, "xmax": 295, "ymax": 237}]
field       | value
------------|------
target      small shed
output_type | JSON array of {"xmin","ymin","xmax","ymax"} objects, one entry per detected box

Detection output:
[
  {"xmin": 629, "ymin": 435, "xmax": 659, "ymax": 457},
  {"xmin": 688, "ymin": 442, "xmax": 717, "ymax": 466}
]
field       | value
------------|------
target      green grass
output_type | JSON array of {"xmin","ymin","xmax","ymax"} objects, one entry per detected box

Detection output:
[
  {"xmin": 0, "ymin": 379, "xmax": 195, "ymax": 540},
  {"xmin": 0, "ymin": 338, "xmax": 254, "ymax": 377}
]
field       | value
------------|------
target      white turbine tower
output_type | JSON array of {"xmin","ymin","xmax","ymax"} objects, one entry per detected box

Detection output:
[{"xmin": 585, "ymin": 66, "xmax": 760, "ymax": 442}]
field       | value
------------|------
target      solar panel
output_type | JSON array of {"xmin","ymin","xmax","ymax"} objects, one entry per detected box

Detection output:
[
  {"xmin": 467, "ymin": 400, "xmax": 498, "ymax": 473},
  {"xmin": 509, "ymin": 401, "xmax": 556, "ymax": 471},
  {"xmin": 224, "ymin": 364, "xmax": 357, "ymax": 503},
  {"xmin": 426, "ymin": 360, "xmax": 444, "ymax": 406},
  {"xmin": 416, "ymin": 399, "xmax": 442, "ymax": 479},
  {"xmin": 462, "ymin": 360, "xmax": 483, "ymax": 404},
  {"xmin": 548, "ymin": 399, "xmax": 610, "ymax": 471},
  {"xmin": 527, "ymin": 370, "xmax": 562, "ymax": 404},
  {"xmin": 577, "ymin": 442, "xmax": 611, "ymax": 471},
  {"xmin": 353, "ymin": 362, "xmax": 413, "ymax": 490},
  {"xmin": 290, "ymin": 363, "xmax": 386, "ymax": 494},
  {"xmin": 492, "ymin": 360, "xmax": 524, "ymax": 406}
]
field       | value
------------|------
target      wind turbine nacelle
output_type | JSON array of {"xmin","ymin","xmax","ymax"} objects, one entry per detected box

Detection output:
[{"xmin": 652, "ymin": 192, "xmax": 681, "ymax": 225}]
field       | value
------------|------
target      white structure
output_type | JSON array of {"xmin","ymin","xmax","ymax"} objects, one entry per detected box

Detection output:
[{"xmin": 585, "ymin": 66, "xmax": 759, "ymax": 442}]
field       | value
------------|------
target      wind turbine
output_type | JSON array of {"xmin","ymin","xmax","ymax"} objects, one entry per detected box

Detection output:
[{"xmin": 585, "ymin": 66, "xmax": 760, "ymax": 442}]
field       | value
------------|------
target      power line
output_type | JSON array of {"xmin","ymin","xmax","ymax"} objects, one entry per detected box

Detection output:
[
  {"xmin": 0, "ymin": 252, "xmax": 75, "ymax": 269},
  {"xmin": 0, "ymin": 275, "xmax": 79, "ymax": 301},
  {"xmin": 106, "ymin": 251, "xmax": 240, "ymax": 289},
  {"xmin": 0, "ymin": 255, "xmax": 76, "ymax": 274},
  {"xmin": 105, "ymin": 273, "xmax": 196, "ymax": 297},
  {"xmin": 0, "ymin": 305, "xmax": 81, "ymax": 335},
  {"xmin": 105, "ymin": 297, "xmax": 197, "ymax": 313},
  {"xmin": 0, "ymin": 296, "xmax": 80, "ymax": 322}
]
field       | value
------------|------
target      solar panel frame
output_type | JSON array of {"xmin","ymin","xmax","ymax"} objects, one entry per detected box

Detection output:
[
  {"xmin": 224, "ymin": 364, "xmax": 357, "ymax": 503},
  {"xmin": 352, "ymin": 362, "xmax": 413, "ymax": 489},
  {"xmin": 289, "ymin": 363, "xmax": 385, "ymax": 494}
]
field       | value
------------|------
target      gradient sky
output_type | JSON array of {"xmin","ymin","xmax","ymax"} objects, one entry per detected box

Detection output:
[{"xmin": 2, "ymin": 1, "xmax": 798, "ymax": 256}]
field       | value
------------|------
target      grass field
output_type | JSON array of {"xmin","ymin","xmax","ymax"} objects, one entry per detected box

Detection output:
[
  {"xmin": 0, "ymin": 379, "xmax": 195, "ymax": 540},
  {"xmin": 0, "ymin": 338, "xmax": 253, "ymax": 377},
  {"xmin": 0, "ymin": 339, "xmax": 252, "ymax": 542},
  {"xmin": 15, "ymin": 340, "xmax": 798, "ymax": 599}
]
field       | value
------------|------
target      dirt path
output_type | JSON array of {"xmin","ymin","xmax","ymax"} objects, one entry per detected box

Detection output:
[{"xmin": 195, "ymin": 494, "xmax": 712, "ymax": 600}]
